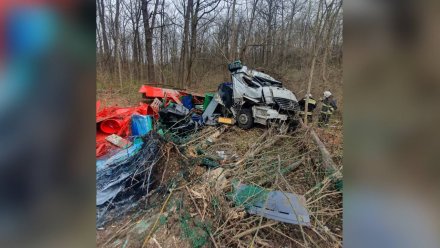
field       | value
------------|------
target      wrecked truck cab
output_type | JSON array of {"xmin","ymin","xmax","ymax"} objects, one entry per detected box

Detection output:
[{"xmin": 218, "ymin": 61, "xmax": 299, "ymax": 129}]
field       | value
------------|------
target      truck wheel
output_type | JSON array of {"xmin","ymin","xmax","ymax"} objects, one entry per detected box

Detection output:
[
  {"xmin": 289, "ymin": 119, "xmax": 300, "ymax": 132},
  {"xmin": 237, "ymin": 108, "xmax": 253, "ymax": 129}
]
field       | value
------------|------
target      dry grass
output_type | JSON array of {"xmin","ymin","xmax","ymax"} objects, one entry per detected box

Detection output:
[
  {"xmin": 179, "ymin": 126, "xmax": 343, "ymax": 248},
  {"xmin": 97, "ymin": 123, "xmax": 343, "ymax": 248}
]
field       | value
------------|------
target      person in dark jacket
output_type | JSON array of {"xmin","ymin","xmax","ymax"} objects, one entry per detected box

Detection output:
[
  {"xmin": 318, "ymin": 91, "xmax": 338, "ymax": 127},
  {"xmin": 298, "ymin": 94, "xmax": 317, "ymax": 123}
]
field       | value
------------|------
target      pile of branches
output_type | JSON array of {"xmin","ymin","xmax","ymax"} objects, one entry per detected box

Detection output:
[{"xmin": 173, "ymin": 126, "xmax": 343, "ymax": 247}]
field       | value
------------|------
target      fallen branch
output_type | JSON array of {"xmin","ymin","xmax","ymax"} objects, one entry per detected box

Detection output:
[
  {"xmin": 300, "ymin": 119, "xmax": 342, "ymax": 179},
  {"xmin": 231, "ymin": 221, "xmax": 277, "ymax": 239},
  {"xmin": 142, "ymin": 190, "xmax": 174, "ymax": 248}
]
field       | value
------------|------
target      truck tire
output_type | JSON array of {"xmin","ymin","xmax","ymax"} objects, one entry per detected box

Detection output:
[
  {"xmin": 237, "ymin": 108, "xmax": 253, "ymax": 129},
  {"xmin": 289, "ymin": 118, "xmax": 300, "ymax": 132}
]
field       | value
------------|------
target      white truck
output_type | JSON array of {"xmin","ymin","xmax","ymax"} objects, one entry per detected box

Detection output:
[{"xmin": 216, "ymin": 61, "xmax": 299, "ymax": 129}]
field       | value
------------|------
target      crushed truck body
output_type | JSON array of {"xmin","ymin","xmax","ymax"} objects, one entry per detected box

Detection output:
[{"xmin": 216, "ymin": 61, "xmax": 300, "ymax": 129}]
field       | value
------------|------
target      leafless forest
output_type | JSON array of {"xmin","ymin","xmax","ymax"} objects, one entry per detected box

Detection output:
[{"xmin": 96, "ymin": 0, "xmax": 342, "ymax": 97}]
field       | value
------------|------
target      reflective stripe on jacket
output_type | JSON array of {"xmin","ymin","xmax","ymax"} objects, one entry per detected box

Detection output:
[
  {"xmin": 299, "ymin": 111, "xmax": 313, "ymax": 116},
  {"xmin": 321, "ymin": 97, "xmax": 337, "ymax": 115},
  {"xmin": 298, "ymin": 98, "xmax": 317, "ymax": 113},
  {"xmin": 306, "ymin": 99, "xmax": 317, "ymax": 105},
  {"xmin": 321, "ymin": 103, "xmax": 334, "ymax": 115}
]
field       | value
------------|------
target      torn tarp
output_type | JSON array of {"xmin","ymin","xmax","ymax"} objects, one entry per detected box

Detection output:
[
  {"xmin": 96, "ymin": 102, "xmax": 155, "ymax": 157},
  {"xmin": 96, "ymin": 132, "xmax": 162, "ymax": 227},
  {"xmin": 96, "ymin": 137, "xmax": 144, "ymax": 171}
]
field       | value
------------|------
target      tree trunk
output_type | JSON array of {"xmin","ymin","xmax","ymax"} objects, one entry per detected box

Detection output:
[
  {"xmin": 240, "ymin": 0, "xmax": 259, "ymax": 60},
  {"xmin": 97, "ymin": 0, "xmax": 110, "ymax": 56},
  {"xmin": 229, "ymin": 0, "xmax": 237, "ymax": 61},
  {"xmin": 160, "ymin": 0, "xmax": 165, "ymax": 84},
  {"xmin": 304, "ymin": 0, "xmax": 324, "ymax": 125},
  {"xmin": 279, "ymin": 0, "xmax": 285, "ymax": 67},
  {"xmin": 321, "ymin": 0, "xmax": 342, "ymax": 85},
  {"xmin": 142, "ymin": 0, "xmax": 159, "ymax": 83},
  {"xmin": 180, "ymin": 0, "xmax": 192, "ymax": 88},
  {"xmin": 145, "ymin": 27, "xmax": 155, "ymax": 82},
  {"xmin": 115, "ymin": 0, "xmax": 123, "ymax": 89},
  {"xmin": 265, "ymin": 0, "xmax": 274, "ymax": 66},
  {"xmin": 187, "ymin": 0, "xmax": 199, "ymax": 86},
  {"xmin": 304, "ymin": 52, "xmax": 316, "ymax": 125}
]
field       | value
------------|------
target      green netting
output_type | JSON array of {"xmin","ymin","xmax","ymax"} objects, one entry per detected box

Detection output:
[
  {"xmin": 188, "ymin": 156, "xmax": 220, "ymax": 169},
  {"xmin": 334, "ymin": 178, "xmax": 343, "ymax": 191},
  {"xmin": 307, "ymin": 167, "xmax": 343, "ymax": 196},
  {"xmin": 201, "ymin": 157, "xmax": 220, "ymax": 168},
  {"xmin": 196, "ymin": 147, "xmax": 205, "ymax": 155},
  {"xmin": 159, "ymin": 215, "xmax": 168, "ymax": 225},
  {"xmin": 325, "ymin": 168, "xmax": 343, "ymax": 191},
  {"xmin": 211, "ymin": 197, "xmax": 219, "ymax": 212},
  {"xmin": 230, "ymin": 182, "xmax": 269, "ymax": 209},
  {"xmin": 157, "ymin": 129, "xmax": 165, "ymax": 136},
  {"xmin": 179, "ymin": 211, "xmax": 211, "ymax": 248}
]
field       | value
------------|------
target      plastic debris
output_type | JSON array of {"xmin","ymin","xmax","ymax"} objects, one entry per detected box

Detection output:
[
  {"xmin": 202, "ymin": 97, "xmax": 219, "ymax": 125},
  {"xmin": 96, "ymin": 137, "xmax": 144, "ymax": 171},
  {"xmin": 203, "ymin": 93, "xmax": 214, "ymax": 110},
  {"xmin": 218, "ymin": 117, "xmax": 234, "ymax": 125},
  {"xmin": 231, "ymin": 183, "xmax": 311, "ymax": 226},
  {"xmin": 100, "ymin": 119, "xmax": 124, "ymax": 134},
  {"xmin": 139, "ymin": 85, "xmax": 181, "ymax": 100},
  {"xmin": 105, "ymin": 134, "xmax": 132, "ymax": 148},
  {"xmin": 216, "ymin": 151, "xmax": 226, "ymax": 160},
  {"xmin": 150, "ymin": 98, "xmax": 162, "ymax": 116},
  {"xmin": 96, "ymin": 103, "xmax": 154, "ymax": 157},
  {"xmin": 181, "ymin": 95, "xmax": 194, "ymax": 110},
  {"xmin": 131, "ymin": 114, "xmax": 153, "ymax": 136}
]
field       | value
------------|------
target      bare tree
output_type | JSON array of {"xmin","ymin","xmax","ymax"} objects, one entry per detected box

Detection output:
[
  {"xmin": 179, "ymin": 0, "xmax": 192, "ymax": 88},
  {"xmin": 142, "ymin": 0, "xmax": 160, "ymax": 83},
  {"xmin": 97, "ymin": 0, "xmax": 110, "ymax": 57},
  {"xmin": 95, "ymin": 0, "xmax": 342, "ymax": 100},
  {"xmin": 114, "ymin": 0, "xmax": 123, "ymax": 89},
  {"xmin": 239, "ymin": 0, "xmax": 259, "ymax": 60},
  {"xmin": 321, "ymin": 0, "xmax": 342, "ymax": 85}
]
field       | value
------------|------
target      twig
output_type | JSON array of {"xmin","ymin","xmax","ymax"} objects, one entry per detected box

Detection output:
[
  {"xmin": 186, "ymin": 186, "xmax": 219, "ymax": 248},
  {"xmin": 232, "ymin": 222, "xmax": 277, "ymax": 239},
  {"xmin": 142, "ymin": 190, "xmax": 174, "ymax": 248},
  {"xmin": 151, "ymin": 237, "xmax": 163, "ymax": 248},
  {"xmin": 160, "ymin": 145, "xmax": 172, "ymax": 185},
  {"xmin": 268, "ymin": 226, "xmax": 307, "ymax": 248},
  {"xmin": 306, "ymin": 191, "xmax": 342, "ymax": 206}
]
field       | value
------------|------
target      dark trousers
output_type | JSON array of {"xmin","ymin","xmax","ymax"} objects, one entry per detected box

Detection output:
[{"xmin": 318, "ymin": 113, "xmax": 331, "ymax": 127}]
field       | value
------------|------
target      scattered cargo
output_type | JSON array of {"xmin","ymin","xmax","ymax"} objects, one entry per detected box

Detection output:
[{"xmin": 231, "ymin": 183, "xmax": 311, "ymax": 226}]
